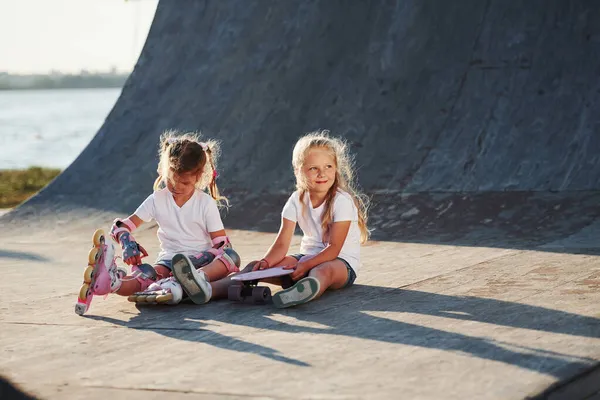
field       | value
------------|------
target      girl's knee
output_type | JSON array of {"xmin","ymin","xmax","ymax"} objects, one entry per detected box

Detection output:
[
  {"xmin": 309, "ymin": 263, "xmax": 335, "ymax": 282},
  {"xmin": 154, "ymin": 265, "xmax": 171, "ymax": 280},
  {"xmin": 310, "ymin": 260, "xmax": 349, "ymax": 288}
]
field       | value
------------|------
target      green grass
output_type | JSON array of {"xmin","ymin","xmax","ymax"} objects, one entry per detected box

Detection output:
[{"xmin": 0, "ymin": 167, "xmax": 61, "ymax": 208}]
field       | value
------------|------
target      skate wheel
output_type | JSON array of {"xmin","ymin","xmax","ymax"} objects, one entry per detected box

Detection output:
[
  {"xmin": 92, "ymin": 229, "xmax": 105, "ymax": 246},
  {"xmin": 79, "ymin": 283, "xmax": 91, "ymax": 301},
  {"xmin": 88, "ymin": 247, "xmax": 100, "ymax": 266},
  {"xmin": 252, "ymin": 286, "xmax": 272, "ymax": 305},
  {"xmin": 228, "ymin": 284, "xmax": 243, "ymax": 301},
  {"xmin": 83, "ymin": 265, "xmax": 94, "ymax": 283},
  {"xmin": 144, "ymin": 294, "xmax": 157, "ymax": 303},
  {"xmin": 156, "ymin": 293, "xmax": 173, "ymax": 304},
  {"xmin": 127, "ymin": 294, "xmax": 138, "ymax": 302}
]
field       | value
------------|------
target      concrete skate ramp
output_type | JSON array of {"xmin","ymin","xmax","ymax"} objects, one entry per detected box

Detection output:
[{"xmin": 5, "ymin": 0, "xmax": 600, "ymax": 242}]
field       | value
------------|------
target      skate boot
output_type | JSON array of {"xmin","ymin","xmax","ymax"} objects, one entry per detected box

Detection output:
[
  {"xmin": 172, "ymin": 253, "xmax": 213, "ymax": 305},
  {"xmin": 272, "ymin": 277, "xmax": 321, "ymax": 308},
  {"xmin": 75, "ymin": 229, "xmax": 125, "ymax": 315},
  {"xmin": 128, "ymin": 276, "xmax": 184, "ymax": 305},
  {"xmin": 128, "ymin": 252, "xmax": 214, "ymax": 306}
]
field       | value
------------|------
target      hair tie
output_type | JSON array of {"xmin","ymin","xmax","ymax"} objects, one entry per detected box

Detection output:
[
  {"xmin": 167, "ymin": 137, "xmax": 177, "ymax": 145},
  {"xmin": 200, "ymin": 142, "xmax": 208, "ymax": 151},
  {"xmin": 212, "ymin": 169, "xmax": 218, "ymax": 180}
]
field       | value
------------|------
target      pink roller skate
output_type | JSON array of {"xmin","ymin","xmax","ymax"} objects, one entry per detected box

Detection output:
[{"xmin": 75, "ymin": 229, "xmax": 127, "ymax": 315}]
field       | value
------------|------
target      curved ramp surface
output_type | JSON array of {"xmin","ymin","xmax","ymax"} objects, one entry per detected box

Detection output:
[
  {"xmin": 5, "ymin": 1, "xmax": 600, "ymax": 225},
  {"xmin": 1, "ymin": 1, "xmax": 599, "ymax": 399}
]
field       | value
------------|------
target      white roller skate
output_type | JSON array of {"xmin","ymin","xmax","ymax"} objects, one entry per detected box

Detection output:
[
  {"xmin": 127, "ymin": 276, "xmax": 184, "ymax": 305},
  {"xmin": 75, "ymin": 229, "xmax": 127, "ymax": 316}
]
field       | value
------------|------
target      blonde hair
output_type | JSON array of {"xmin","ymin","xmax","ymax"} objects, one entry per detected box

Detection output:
[
  {"xmin": 292, "ymin": 130, "xmax": 370, "ymax": 243},
  {"xmin": 154, "ymin": 130, "xmax": 228, "ymax": 207}
]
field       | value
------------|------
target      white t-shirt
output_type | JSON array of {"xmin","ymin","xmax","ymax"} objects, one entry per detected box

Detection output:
[
  {"xmin": 282, "ymin": 190, "xmax": 361, "ymax": 274},
  {"xmin": 134, "ymin": 188, "xmax": 224, "ymax": 260}
]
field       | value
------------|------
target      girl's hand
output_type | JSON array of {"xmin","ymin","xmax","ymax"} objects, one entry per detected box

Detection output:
[
  {"xmin": 288, "ymin": 261, "xmax": 311, "ymax": 281},
  {"xmin": 250, "ymin": 260, "xmax": 261, "ymax": 271},
  {"xmin": 124, "ymin": 243, "xmax": 147, "ymax": 266},
  {"xmin": 251, "ymin": 259, "xmax": 272, "ymax": 271},
  {"xmin": 282, "ymin": 254, "xmax": 314, "ymax": 279},
  {"xmin": 119, "ymin": 232, "xmax": 147, "ymax": 266}
]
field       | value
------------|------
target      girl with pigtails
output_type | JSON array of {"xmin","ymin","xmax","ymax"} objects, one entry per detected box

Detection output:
[{"xmin": 75, "ymin": 130, "xmax": 240, "ymax": 314}]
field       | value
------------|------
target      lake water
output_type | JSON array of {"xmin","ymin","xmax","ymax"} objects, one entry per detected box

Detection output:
[{"xmin": 0, "ymin": 88, "xmax": 122, "ymax": 169}]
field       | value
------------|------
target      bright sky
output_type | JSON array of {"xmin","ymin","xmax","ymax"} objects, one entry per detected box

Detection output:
[{"xmin": 0, "ymin": 0, "xmax": 158, "ymax": 74}]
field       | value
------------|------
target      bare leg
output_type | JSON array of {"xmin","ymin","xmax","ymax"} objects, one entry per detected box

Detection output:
[
  {"xmin": 308, "ymin": 260, "xmax": 350, "ymax": 299},
  {"xmin": 209, "ymin": 263, "xmax": 252, "ymax": 300},
  {"xmin": 271, "ymin": 260, "xmax": 350, "ymax": 308},
  {"xmin": 199, "ymin": 259, "xmax": 229, "ymax": 281}
]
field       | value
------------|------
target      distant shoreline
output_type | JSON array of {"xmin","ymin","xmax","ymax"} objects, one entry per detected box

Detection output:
[
  {"xmin": 0, "ymin": 71, "xmax": 129, "ymax": 91},
  {"xmin": 0, "ymin": 85, "xmax": 124, "ymax": 91}
]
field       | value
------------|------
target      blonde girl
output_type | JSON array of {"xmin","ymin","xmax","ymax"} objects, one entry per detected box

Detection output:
[{"xmin": 179, "ymin": 130, "xmax": 369, "ymax": 308}]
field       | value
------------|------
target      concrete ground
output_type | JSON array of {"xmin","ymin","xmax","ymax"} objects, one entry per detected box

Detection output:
[
  {"xmin": 3, "ymin": 2, "xmax": 600, "ymax": 398},
  {"xmin": 1, "ymin": 222, "xmax": 599, "ymax": 400}
]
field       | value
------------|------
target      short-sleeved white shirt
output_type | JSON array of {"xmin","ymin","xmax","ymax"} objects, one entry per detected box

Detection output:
[
  {"xmin": 134, "ymin": 188, "xmax": 224, "ymax": 261},
  {"xmin": 282, "ymin": 190, "xmax": 361, "ymax": 274}
]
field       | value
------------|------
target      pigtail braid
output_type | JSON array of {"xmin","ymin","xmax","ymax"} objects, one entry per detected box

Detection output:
[
  {"xmin": 204, "ymin": 145, "xmax": 229, "ymax": 208},
  {"xmin": 154, "ymin": 135, "xmax": 176, "ymax": 190}
]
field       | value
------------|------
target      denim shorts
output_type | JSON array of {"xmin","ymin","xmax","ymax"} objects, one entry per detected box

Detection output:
[
  {"xmin": 155, "ymin": 254, "xmax": 208, "ymax": 271},
  {"xmin": 289, "ymin": 253, "xmax": 357, "ymax": 289}
]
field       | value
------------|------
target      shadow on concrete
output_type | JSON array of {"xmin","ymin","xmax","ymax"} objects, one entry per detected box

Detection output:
[
  {"xmin": 85, "ymin": 311, "xmax": 310, "ymax": 368},
  {"xmin": 91, "ymin": 285, "xmax": 600, "ymax": 379},
  {"xmin": 0, "ymin": 375, "xmax": 38, "ymax": 400},
  {"xmin": 0, "ymin": 249, "xmax": 49, "ymax": 263}
]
